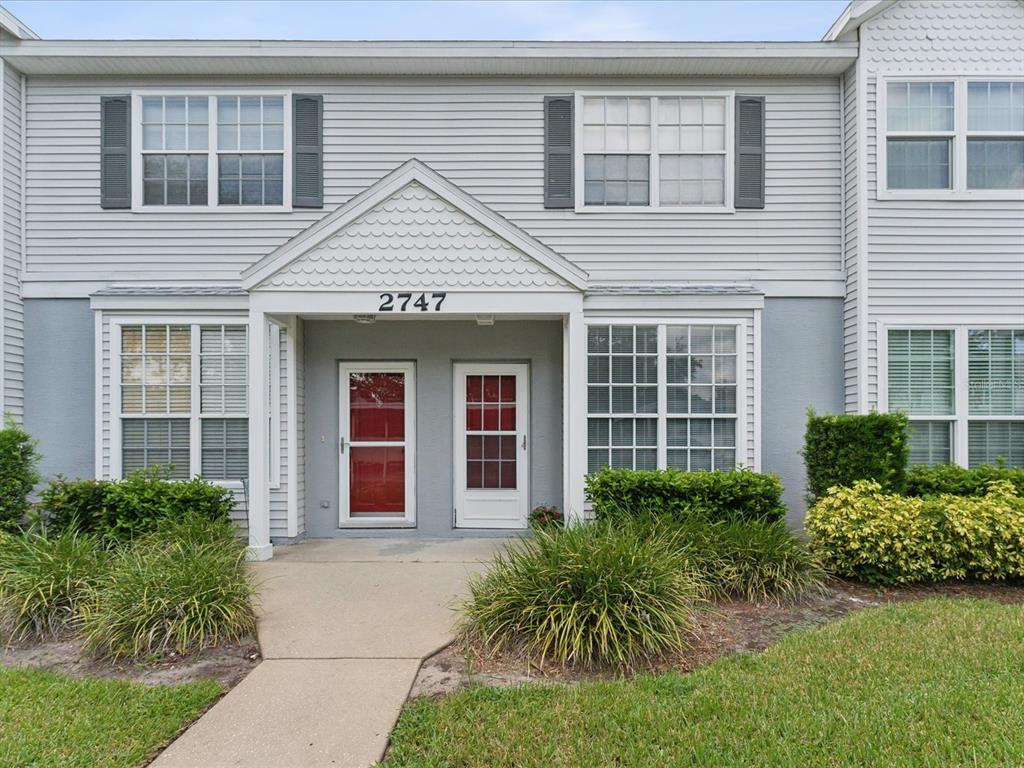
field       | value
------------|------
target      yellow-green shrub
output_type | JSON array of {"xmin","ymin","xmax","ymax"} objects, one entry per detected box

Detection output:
[{"xmin": 806, "ymin": 480, "xmax": 1024, "ymax": 585}]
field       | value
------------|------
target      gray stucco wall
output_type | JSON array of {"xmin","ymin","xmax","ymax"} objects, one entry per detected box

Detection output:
[
  {"xmin": 302, "ymin": 319, "xmax": 563, "ymax": 537},
  {"xmin": 761, "ymin": 297, "xmax": 844, "ymax": 527},
  {"xmin": 24, "ymin": 299, "xmax": 95, "ymax": 481}
]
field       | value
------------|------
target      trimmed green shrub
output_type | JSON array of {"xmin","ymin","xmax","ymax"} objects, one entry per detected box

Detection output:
[
  {"xmin": 0, "ymin": 418, "xmax": 41, "ymax": 532},
  {"xmin": 82, "ymin": 514, "xmax": 256, "ymax": 658},
  {"xmin": 906, "ymin": 463, "xmax": 1024, "ymax": 498},
  {"xmin": 586, "ymin": 467, "xmax": 786, "ymax": 524},
  {"xmin": 461, "ymin": 521, "xmax": 705, "ymax": 669},
  {"xmin": 38, "ymin": 468, "xmax": 235, "ymax": 543},
  {"xmin": 806, "ymin": 480, "xmax": 1024, "ymax": 585},
  {"xmin": 656, "ymin": 518, "xmax": 825, "ymax": 604},
  {"xmin": 37, "ymin": 477, "xmax": 112, "ymax": 536},
  {"xmin": 803, "ymin": 408, "xmax": 909, "ymax": 500},
  {"xmin": 0, "ymin": 529, "xmax": 106, "ymax": 640}
]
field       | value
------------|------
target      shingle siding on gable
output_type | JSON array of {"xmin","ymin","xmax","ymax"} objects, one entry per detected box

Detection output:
[
  {"xmin": 859, "ymin": 0, "xmax": 1024, "ymax": 411},
  {"xmin": 21, "ymin": 77, "xmax": 842, "ymax": 290},
  {"xmin": 2, "ymin": 62, "xmax": 24, "ymax": 421}
]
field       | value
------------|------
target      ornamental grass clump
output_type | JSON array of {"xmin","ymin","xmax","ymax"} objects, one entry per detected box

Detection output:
[
  {"xmin": 82, "ymin": 514, "xmax": 256, "ymax": 659},
  {"xmin": 0, "ymin": 529, "xmax": 106, "ymax": 641},
  {"xmin": 461, "ymin": 521, "xmax": 705, "ymax": 669},
  {"xmin": 660, "ymin": 518, "xmax": 826, "ymax": 604}
]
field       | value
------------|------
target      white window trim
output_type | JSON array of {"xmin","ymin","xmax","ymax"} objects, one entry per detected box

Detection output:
[
  {"xmin": 877, "ymin": 74, "xmax": 1024, "ymax": 201},
  {"xmin": 130, "ymin": 88, "xmax": 293, "ymax": 213},
  {"xmin": 879, "ymin": 321, "xmax": 1024, "ymax": 468},
  {"xmin": 110, "ymin": 314, "xmax": 249, "ymax": 487},
  {"xmin": 582, "ymin": 316, "xmax": 752, "ymax": 471},
  {"xmin": 573, "ymin": 90, "xmax": 736, "ymax": 214}
]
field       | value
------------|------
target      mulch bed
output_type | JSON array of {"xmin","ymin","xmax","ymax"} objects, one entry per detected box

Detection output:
[
  {"xmin": 0, "ymin": 635, "xmax": 261, "ymax": 689},
  {"xmin": 410, "ymin": 580, "xmax": 1024, "ymax": 697}
]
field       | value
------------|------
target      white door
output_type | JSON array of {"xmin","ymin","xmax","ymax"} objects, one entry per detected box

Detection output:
[
  {"xmin": 453, "ymin": 363, "xmax": 529, "ymax": 529},
  {"xmin": 338, "ymin": 362, "xmax": 416, "ymax": 526}
]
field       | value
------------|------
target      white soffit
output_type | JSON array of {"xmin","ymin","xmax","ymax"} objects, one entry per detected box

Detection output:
[{"xmin": 2, "ymin": 40, "xmax": 859, "ymax": 77}]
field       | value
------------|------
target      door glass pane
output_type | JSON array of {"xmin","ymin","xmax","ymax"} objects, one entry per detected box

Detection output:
[
  {"xmin": 465, "ymin": 374, "xmax": 517, "ymax": 489},
  {"xmin": 349, "ymin": 373, "xmax": 405, "ymax": 441},
  {"xmin": 350, "ymin": 446, "xmax": 405, "ymax": 515}
]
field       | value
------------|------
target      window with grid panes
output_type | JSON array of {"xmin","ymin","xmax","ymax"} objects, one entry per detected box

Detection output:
[
  {"xmin": 665, "ymin": 325, "xmax": 738, "ymax": 471},
  {"xmin": 216, "ymin": 96, "xmax": 284, "ymax": 205},
  {"xmin": 140, "ymin": 96, "xmax": 209, "ymax": 206},
  {"xmin": 580, "ymin": 95, "xmax": 729, "ymax": 208},
  {"xmin": 586, "ymin": 323, "xmax": 741, "ymax": 474},
  {"xmin": 884, "ymin": 79, "xmax": 1024, "ymax": 193},
  {"xmin": 136, "ymin": 93, "xmax": 286, "ymax": 208},
  {"xmin": 119, "ymin": 323, "xmax": 248, "ymax": 480},
  {"xmin": 587, "ymin": 325, "xmax": 658, "ymax": 471}
]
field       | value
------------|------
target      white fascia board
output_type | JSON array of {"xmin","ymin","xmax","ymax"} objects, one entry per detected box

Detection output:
[
  {"xmin": 242, "ymin": 158, "xmax": 588, "ymax": 291},
  {"xmin": 584, "ymin": 293, "xmax": 765, "ymax": 313},
  {"xmin": 249, "ymin": 290, "xmax": 582, "ymax": 316},
  {"xmin": 3, "ymin": 39, "xmax": 859, "ymax": 77},
  {"xmin": 0, "ymin": 7, "xmax": 39, "ymax": 40},
  {"xmin": 89, "ymin": 294, "xmax": 249, "ymax": 311},
  {"xmin": 822, "ymin": 0, "xmax": 895, "ymax": 41}
]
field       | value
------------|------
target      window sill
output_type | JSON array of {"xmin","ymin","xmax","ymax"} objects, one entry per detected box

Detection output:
[
  {"xmin": 876, "ymin": 189, "xmax": 1024, "ymax": 202},
  {"xmin": 574, "ymin": 204, "xmax": 736, "ymax": 214},
  {"xmin": 128, "ymin": 205, "xmax": 294, "ymax": 214}
]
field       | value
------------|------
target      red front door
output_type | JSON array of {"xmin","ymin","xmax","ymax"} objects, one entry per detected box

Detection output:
[{"xmin": 340, "ymin": 363, "xmax": 415, "ymax": 525}]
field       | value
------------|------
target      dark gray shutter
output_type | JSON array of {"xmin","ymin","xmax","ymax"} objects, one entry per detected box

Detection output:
[
  {"xmin": 735, "ymin": 95, "xmax": 766, "ymax": 209},
  {"xmin": 100, "ymin": 96, "xmax": 131, "ymax": 209},
  {"xmin": 544, "ymin": 95, "xmax": 573, "ymax": 209},
  {"xmin": 293, "ymin": 94, "xmax": 323, "ymax": 208}
]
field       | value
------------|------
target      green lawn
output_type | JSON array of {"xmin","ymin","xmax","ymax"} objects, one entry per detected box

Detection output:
[
  {"xmin": 0, "ymin": 667, "xmax": 222, "ymax": 768},
  {"xmin": 386, "ymin": 599, "xmax": 1024, "ymax": 767}
]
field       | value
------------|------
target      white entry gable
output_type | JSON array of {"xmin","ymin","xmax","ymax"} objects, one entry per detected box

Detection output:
[{"xmin": 242, "ymin": 160, "xmax": 587, "ymax": 292}]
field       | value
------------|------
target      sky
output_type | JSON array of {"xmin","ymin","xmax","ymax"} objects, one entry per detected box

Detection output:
[{"xmin": 1, "ymin": 0, "xmax": 850, "ymax": 41}]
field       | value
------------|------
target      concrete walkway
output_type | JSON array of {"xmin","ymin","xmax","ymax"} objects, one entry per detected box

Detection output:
[{"xmin": 152, "ymin": 537, "xmax": 512, "ymax": 768}]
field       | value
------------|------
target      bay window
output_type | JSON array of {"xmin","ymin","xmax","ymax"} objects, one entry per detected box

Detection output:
[
  {"xmin": 118, "ymin": 322, "xmax": 249, "ymax": 481},
  {"xmin": 882, "ymin": 77, "xmax": 1024, "ymax": 196},
  {"xmin": 577, "ymin": 92, "xmax": 733, "ymax": 211},
  {"xmin": 587, "ymin": 322, "xmax": 742, "ymax": 474},
  {"xmin": 133, "ymin": 91, "xmax": 290, "ymax": 210},
  {"xmin": 886, "ymin": 326, "xmax": 1024, "ymax": 468}
]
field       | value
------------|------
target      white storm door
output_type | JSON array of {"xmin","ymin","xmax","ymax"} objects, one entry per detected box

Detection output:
[
  {"xmin": 454, "ymin": 363, "xmax": 529, "ymax": 529},
  {"xmin": 339, "ymin": 362, "xmax": 416, "ymax": 526}
]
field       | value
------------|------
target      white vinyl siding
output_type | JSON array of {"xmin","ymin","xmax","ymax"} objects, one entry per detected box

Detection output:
[
  {"xmin": 2, "ymin": 62, "xmax": 24, "ymax": 420},
  {"xmin": 22, "ymin": 78, "xmax": 841, "ymax": 289},
  {"xmin": 860, "ymin": 0, "xmax": 1024, "ymax": 410}
]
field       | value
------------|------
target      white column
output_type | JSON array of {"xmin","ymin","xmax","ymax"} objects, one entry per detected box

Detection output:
[
  {"xmin": 247, "ymin": 308, "xmax": 272, "ymax": 560},
  {"xmin": 563, "ymin": 309, "xmax": 587, "ymax": 524}
]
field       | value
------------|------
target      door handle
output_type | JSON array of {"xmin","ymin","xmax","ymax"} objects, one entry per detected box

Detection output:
[
  {"xmin": 521, "ymin": 434, "xmax": 527, "ymax": 451},
  {"xmin": 339, "ymin": 436, "xmax": 346, "ymax": 454}
]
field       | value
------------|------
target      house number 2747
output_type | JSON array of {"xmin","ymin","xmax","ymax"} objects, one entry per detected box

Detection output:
[{"xmin": 378, "ymin": 292, "xmax": 447, "ymax": 312}]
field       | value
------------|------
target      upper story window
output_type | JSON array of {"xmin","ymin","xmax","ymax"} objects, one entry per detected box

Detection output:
[
  {"xmin": 576, "ymin": 92, "xmax": 734, "ymax": 212},
  {"xmin": 881, "ymin": 77, "xmax": 1024, "ymax": 198},
  {"xmin": 132, "ymin": 91, "xmax": 290, "ymax": 211}
]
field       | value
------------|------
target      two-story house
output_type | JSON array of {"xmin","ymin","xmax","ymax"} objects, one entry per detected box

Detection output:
[{"xmin": 0, "ymin": 0, "xmax": 1021, "ymax": 559}]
